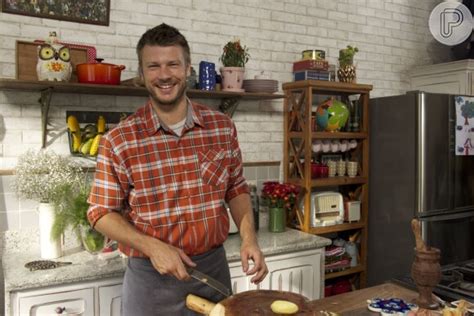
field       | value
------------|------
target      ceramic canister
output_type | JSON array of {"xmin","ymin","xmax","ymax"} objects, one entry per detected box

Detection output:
[{"xmin": 198, "ymin": 61, "xmax": 216, "ymax": 90}]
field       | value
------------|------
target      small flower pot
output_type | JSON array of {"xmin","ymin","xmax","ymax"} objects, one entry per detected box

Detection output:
[{"xmin": 220, "ymin": 67, "xmax": 245, "ymax": 92}]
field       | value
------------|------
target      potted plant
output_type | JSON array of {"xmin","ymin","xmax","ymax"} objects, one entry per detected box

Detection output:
[
  {"xmin": 13, "ymin": 149, "xmax": 84, "ymax": 259},
  {"xmin": 51, "ymin": 181, "xmax": 106, "ymax": 254},
  {"xmin": 337, "ymin": 45, "xmax": 359, "ymax": 83},
  {"xmin": 261, "ymin": 182, "xmax": 300, "ymax": 233},
  {"xmin": 219, "ymin": 39, "xmax": 250, "ymax": 91}
]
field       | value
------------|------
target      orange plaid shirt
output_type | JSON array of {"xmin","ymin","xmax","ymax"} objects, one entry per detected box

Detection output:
[{"xmin": 87, "ymin": 100, "xmax": 249, "ymax": 257}]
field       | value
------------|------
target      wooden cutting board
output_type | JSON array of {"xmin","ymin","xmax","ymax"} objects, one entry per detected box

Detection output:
[
  {"xmin": 16, "ymin": 40, "xmax": 88, "ymax": 82},
  {"xmin": 187, "ymin": 290, "xmax": 311, "ymax": 315}
]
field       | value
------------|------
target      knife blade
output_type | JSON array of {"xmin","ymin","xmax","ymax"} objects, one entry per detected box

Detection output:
[{"xmin": 187, "ymin": 267, "xmax": 231, "ymax": 297}]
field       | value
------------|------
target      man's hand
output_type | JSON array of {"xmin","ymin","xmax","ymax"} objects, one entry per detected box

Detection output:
[
  {"xmin": 240, "ymin": 239, "xmax": 268, "ymax": 284},
  {"xmin": 147, "ymin": 239, "xmax": 197, "ymax": 281},
  {"xmin": 93, "ymin": 212, "xmax": 196, "ymax": 281}
]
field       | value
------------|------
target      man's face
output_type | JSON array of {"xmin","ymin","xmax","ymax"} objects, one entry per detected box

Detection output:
[{"xmin": 140, "ymin": 45, "xmax": 190, "ymax": 108}]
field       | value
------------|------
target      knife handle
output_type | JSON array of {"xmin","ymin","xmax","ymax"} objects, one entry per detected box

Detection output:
[{"xmin": 186, "ymin": 294, "xmax": 215, "ymax": 314}]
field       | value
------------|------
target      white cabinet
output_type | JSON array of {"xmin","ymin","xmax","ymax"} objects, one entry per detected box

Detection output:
[
  {"xmin": 9, "ymin": 249, "xmax": 323, "ymax": 315},
  {"xmin": 98, "ymin": 284, "xmax": 122, "ymax": 316},
  {"xmin": 10, "ymin": 278, "xmax": 123, "ymax": 316},
  {"xmin": 410, "ymin": 59, "xmax": 474, "ymax": 95},
  {"xmin": 12, "ymin": 285, "xmax": 94, "ymax": 316},
  {"xmin": 228, "ymin": 248, "xmax": 323, "ymax": 300}
]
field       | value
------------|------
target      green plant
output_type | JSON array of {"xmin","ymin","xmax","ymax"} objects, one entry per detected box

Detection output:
[
  {"xmin": 51, "ymin": 181, "xmax": 91, "ymax": 241},
  {"xmin": 219, "ymin": 39, "xmax": 250, "ymax": 67},
  {"xmin": 13, "ymin": 150, "xmax": 84, "ymax": 203},
  {"xmin": 338, "ymin": 45, "xmax": 359, "ymax": 67}
]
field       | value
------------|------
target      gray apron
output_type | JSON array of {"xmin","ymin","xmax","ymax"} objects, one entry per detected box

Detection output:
[{"xmin": 122, "ymin": 245, "xmax": 232, "ymax": 315}]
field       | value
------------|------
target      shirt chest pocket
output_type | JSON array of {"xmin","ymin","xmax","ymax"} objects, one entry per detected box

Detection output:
[{"xmin": 198, "ymin": 149, "xmax": 229, "ymax": 188}]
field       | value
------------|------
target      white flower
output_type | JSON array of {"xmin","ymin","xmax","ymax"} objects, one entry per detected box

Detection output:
[{"xmin": 13, "ymin": 150, "xmax": 84, "ymax": 203}]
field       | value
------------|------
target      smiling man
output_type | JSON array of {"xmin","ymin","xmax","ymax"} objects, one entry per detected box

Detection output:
[{"xmin": 87, "ymin": 24, "xmax": 267, "ymax": 315}]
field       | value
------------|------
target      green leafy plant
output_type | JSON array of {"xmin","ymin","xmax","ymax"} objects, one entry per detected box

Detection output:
[
  {"xmin": 13, "ymin": 150, "xmax": 84, "ymax": 203},
  {"xmin": 51, "ymin": 181, "xmax": 91, "ymax": 241},
  {"xmin": 219, "ymin": 39, "xmax": 250, "ymax": 67},
  {"xmin": 338, "ymin": 45, "xmax": 359, "ymax": 67}
]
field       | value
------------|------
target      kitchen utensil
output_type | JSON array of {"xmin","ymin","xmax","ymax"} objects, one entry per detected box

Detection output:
[
  {"xmin": 76, "ymin": 58, "xmax": 125, "ymax": 85},
  {"xmin": 186, "ymin": 290, "xmax": 310, "ymax": 315},
  {"xmin": 411, "ymin": 218, "xmax": 427, "ymax": 251},
  {"xmin": 187, "ymin": 267, "xmax": 231, "ymax": 298}
]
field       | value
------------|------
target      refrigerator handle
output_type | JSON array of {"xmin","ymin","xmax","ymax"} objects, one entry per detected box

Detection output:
[{"xmin": 416, "ymin": 92, "xmax": 425, "ymax": 214}]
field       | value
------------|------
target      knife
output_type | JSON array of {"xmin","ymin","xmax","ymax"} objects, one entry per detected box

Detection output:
[{"xmin": 187, "ymin": 267, "xmax": 231, "ymax": 297}]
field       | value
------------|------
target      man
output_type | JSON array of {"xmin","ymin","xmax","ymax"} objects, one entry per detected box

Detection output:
[{"xmin": 87, "ymin": 23, "xmax": 267, "ymax": 315}]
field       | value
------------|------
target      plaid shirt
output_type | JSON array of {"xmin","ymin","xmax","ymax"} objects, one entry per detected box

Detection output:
[{"xmin": 87, "ymin": 100, "xmax": 249, "ymax": 257}]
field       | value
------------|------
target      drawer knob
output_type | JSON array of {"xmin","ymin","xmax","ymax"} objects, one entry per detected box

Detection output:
[{"xmin": 55, "ymin": 306, "xmax": 66, "ymax": 314}]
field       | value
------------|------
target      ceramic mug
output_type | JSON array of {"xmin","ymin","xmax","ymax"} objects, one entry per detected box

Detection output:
[
  {"xmin": 340, "ymin": 140, "xmax": 349, "ymax": 152},
  {"xmin": 312, "ymin": 140, "xmax": 322, "ymax": 153},
  {"xmin": 331, "ymin": 140, "xmax": 340, "ymax": 153},
  {"xmin": 322, "ymin": 140, "xmax": 331, "ymax": 153},
  {"xmin": 347, "ymin": 161, "xmax": 358, "ymax": 177},
  {"xmin": 349, "ymin": 139, "xmax": 357, "ymax": 149},
  {"xmin": 327, "ymin": 160, "xmax": 337, "ymax": 177},
  {"xmin": 337, "ymin": 160, "xmax": 346, "ymax": 176}
]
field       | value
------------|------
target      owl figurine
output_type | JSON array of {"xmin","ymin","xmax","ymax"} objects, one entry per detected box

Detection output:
[{"xmin": 36, "ymin": 43, "xmax": 72, "ymax": 82}]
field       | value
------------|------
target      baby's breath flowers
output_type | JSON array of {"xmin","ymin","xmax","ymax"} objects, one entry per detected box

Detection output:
[{"xmin": 13, "ymin": 150, "xmax": 84, "ymax": 203}]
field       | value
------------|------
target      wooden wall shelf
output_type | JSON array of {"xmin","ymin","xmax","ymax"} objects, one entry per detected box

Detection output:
[{"xmin": 0, "ymin": 78, "xmax": 284, "ymax": 148}]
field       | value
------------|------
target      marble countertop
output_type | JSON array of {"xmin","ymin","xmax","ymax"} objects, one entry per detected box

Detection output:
[{"xmin": 2, "ymin": 228, "xmax": 330, "ymax": 293}]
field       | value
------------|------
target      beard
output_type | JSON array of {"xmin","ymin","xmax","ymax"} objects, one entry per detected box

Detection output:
[{"xmin": 148, "ymin": 78, "xmax": 187, "ymax": 108}]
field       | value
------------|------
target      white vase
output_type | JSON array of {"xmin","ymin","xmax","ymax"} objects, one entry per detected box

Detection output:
[{"xmin": 38, "ymin": 202, "xmax": 62, "ymax": 259}]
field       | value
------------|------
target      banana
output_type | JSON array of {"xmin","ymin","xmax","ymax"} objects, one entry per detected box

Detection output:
[
  {"xmin": 89, "ymin": 134, "xmax": 102, "ymax": 156},
  {"xmin": 97, "ymin": 115, "xmax": 106, "ymax": 134}
]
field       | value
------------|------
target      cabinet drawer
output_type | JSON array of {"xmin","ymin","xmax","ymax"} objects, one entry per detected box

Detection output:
[{"xmin": 16, "ymin": 288, "xmax": 94, "ymax": 316}]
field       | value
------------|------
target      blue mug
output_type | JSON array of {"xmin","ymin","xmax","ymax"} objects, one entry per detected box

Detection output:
[{"xmin": 199, "ymin": 61, "xmax": 216, "ymax": 90}]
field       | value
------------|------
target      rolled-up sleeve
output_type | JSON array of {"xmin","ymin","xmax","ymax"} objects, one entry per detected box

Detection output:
[
  {"xmin": 87, "ymin": 134, "xmax": 130, "ymax": 227},
  {"xmin": 225, "ymin": 121, "xmax": 249, "ymax": 202}
]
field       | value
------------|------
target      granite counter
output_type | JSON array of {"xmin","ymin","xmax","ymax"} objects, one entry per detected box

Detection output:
[{"xmin": 2, "ymin": 228, "xmax": 330, "ymax": 293}]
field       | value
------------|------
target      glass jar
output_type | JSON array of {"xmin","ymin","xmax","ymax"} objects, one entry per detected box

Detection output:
[{"xmin": 79, "ymin": 224, "xmax": 106, "ymax": 254}]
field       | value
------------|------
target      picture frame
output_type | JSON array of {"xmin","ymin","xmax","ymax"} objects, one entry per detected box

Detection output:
[{"xmin": 1, "ymin": 0, "xmax": 110, "ymax": 26}]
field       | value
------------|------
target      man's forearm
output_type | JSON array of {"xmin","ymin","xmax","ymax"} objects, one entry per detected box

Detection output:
[
  {"xmin": 228, "ymin": 193, "xmax": 258, "ymax": 243},
  {"xmin": 93, "ymin": 212, "xmax": 159, "ymax": 257}
]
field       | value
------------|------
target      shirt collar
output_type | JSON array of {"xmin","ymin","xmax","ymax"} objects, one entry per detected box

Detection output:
[{"xmin": 143, "ymin": 98, "xmax": 205, "ymax": 136}]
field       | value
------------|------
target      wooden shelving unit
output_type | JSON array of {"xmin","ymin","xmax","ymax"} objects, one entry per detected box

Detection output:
[{"xmin": 282, "ymin": 80, "xmax": 372, "ymax": 290}]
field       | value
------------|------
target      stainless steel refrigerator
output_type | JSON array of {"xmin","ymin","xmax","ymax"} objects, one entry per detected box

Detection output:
[{"xmin": 368, "ymin": 91, "xmax": 474, "ymax": 286}]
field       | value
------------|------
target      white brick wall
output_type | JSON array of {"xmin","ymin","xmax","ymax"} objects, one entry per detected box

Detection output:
[{"xmin": 0, "ymin": 0, "xmax": 443, "ymax": 230}]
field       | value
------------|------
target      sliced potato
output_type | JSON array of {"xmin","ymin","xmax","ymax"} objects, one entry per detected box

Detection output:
[{"xmin": 270, "ymin": 300, "xmax": 299, "ymax": 314}]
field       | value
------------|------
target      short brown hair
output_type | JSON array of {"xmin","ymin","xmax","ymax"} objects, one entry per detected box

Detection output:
[{"xmin": 136, "ymin": 23, "xmax": 191, "ymax": 68}]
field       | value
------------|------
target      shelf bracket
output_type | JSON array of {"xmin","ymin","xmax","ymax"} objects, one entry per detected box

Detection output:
[
  {"xmin": 39, "ymin": 87, "xmax": 53, "ymax": 148},
  {"xmin": 219, "ymin": 98, "xmax": 240, "ymax": 117}
]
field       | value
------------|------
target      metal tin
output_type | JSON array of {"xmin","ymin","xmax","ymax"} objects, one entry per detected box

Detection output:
[{"xmin": 302, "ymin": 49, "xmax": 325, "ymax": 60}]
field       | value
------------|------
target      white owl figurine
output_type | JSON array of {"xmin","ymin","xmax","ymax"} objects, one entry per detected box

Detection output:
[{"xmin": 36, "ymin": 43, "xmax": 72, "ymax": 81}]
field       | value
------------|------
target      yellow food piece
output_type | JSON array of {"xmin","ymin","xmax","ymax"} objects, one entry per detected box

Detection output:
[
  {"xmin": 270, "ymin": 300, "xmax": 299, "ymax": 314},
  {"xmin": 89, "ymin": 134, "xmax": 101, "ymax": 156},
  {"xmin": 67, "ymin": 115, "xmax": 80, "ymax": 133},
  {"xmin": 71, "ymin": 132, "xmax": 82, "ymax": 152},
  {"xmin": 97, "ymin": 115, "xmax": 106, "ymax": 134},
  {"xmin": 80, "ymin": 138, "xmax": 94, "ymax": 155}
]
